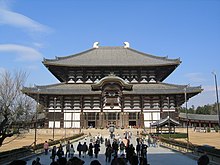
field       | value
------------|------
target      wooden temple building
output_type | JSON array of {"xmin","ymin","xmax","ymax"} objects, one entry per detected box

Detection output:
[{"xmin": 23, "ymin": 42, "xmax": 202, "ymax": 129}]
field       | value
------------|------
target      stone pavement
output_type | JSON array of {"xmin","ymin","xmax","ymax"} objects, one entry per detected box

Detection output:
[{"xmin": 24, "ymin": 129, "xmax": 197, "ymax": 165}]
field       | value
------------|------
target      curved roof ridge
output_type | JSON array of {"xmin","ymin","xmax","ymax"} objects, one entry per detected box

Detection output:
[
  {"xmin": 42, "ymin": 45, "xmax": 182, "ymax": 67},
  {"xmin": 43, "ymin": 48, "xmax": 96, "ymax": 62},
  {"xmin": 159, "ymin": 82, "xmax": 202, "ymax": 89},
  {"xmin": 34, "ymin": 82, "xmax": 66, "ymax": 88}
]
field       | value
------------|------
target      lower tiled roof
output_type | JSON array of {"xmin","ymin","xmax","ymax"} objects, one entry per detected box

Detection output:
[
  {"xmin": 179, "ymin": 113, "xmax": 218, "ymax": 121},
  {"xmin": 22, "ymin": 82, "xmax": 202, "ymax": 95}
]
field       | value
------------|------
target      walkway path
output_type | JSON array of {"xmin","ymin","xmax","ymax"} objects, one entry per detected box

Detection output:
[{"xmin": 24, "ymin": 129, "xmax": 197, "ymax": 165}]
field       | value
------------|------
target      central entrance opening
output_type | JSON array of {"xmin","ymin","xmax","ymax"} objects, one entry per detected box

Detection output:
[
  {"xmin": 129, "ymin": 121, "xmax": 136, "ymax": 127},
  {"xmin": 88, "ymin": 121, "xmax": 95, "ymax": 128}
]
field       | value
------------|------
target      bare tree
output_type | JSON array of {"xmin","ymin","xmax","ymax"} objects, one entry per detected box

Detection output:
[{"xmin": 0, "ymin": 70, "xmax": 34, "ymax": 146}]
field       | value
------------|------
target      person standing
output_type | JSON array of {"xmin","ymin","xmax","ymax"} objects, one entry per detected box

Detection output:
[
  {"xmin": 105, "ymin": 144, "xmax": 113, "ymax": 163},
  {"xmin": 112, "ymin": 140, "xmax": 119, "ymax": 157},
  {"xmin": 43, "ymin": 141, "xmax": 49, "ymax": 155},
  {"xmin": 56, "ymin": 145, "xmax": 64, "ymax": 160},
  {"xmin": 94, "ymin": 141, "xmax": 100, "ymax": 158},
  {"xmin": 69, "ymin": 144, "xmax": 75, "ymax": 158},
  {"xmin": 141, "ymin": 143, "xmax": 148, "ymax": 164},
  {"xmin": 119, "ymin": 141, "xmax": 125, "ymax": 155},
  {"xmin": 88, "ymin": 143, "xmax": 94, "ymax": 158},
  {"xmin": 77, "ymin": 142, "xmax": 82, "ymax": 158},
  {"xmin": 51, "ymin": 146, "xmax": 57, "ymax": 163},
  {"xmin": 82, "ymin": 142, "xmax": 88, "ymax": 158},
  {"xmin": 136, "ymin": 141, "xmax": 141, "ymax": 157},
  {"xmin": 66, "ymin": 141, "xmax": 71, "ymax": 158}
]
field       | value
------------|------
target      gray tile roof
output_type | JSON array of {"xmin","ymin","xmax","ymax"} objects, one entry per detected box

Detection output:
[
  {"xmin": 179, "ymin": 113, "xmax": 219, "ymax": 121},
  {"xmin": 124, "ymin": 83, "xmax": 202, "ymax": 95},
  {"xmin": 23, "ymin": 82, "xmax": 201, "ymax": 95},
  {"xmin": 43, "ymin": 47, "xmax": 181, "ymax": 67},
  {"xmin": 151, "ymin": 116, "xmax": 180, "ymax": 127}
]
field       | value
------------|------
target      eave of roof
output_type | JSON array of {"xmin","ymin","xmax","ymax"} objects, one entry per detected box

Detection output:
[
  {"xmin": 179, "ymin": 113, "xmax": 219, "ymax": 121},
  {"xmin": 43, "ymin": 46, "xmax": 181, "ymax": 67},
  {"xmin": 151, "ymin": 116, "xmax": 180, "ymax": 127},
  {"xmin": 22, "ymin": 82, "xmax": 202, "ymax": 95}
]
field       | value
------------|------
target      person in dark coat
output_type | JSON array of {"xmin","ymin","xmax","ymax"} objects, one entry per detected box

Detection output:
[
  {"xmin": 77, "ymin": 142, "xmax": 82, "ymax": 158},
  {"xmin": 126, "ymin": 144, "xmax": 135, "ymax": 164},
  {"xmin": 141, "ymin": 143, "xmax": 148, "ymax": 163},
  {"xmin": 105, "ymin": 144, "xmax": 113, "ymax": 163},
  {"xmin": 51, "ymin": 146, "xmax": 57, "ymax": 163},
  {"xmin": 66, "ymin": 141, "xmax": 71, "ymax": 158},
  {"xmin": 81, "ymin": 142, "xmax": 88, "ymax": 158},
  {"xmin": 94, "ymin": 141, "xmax": 100, "ymax": 158},
  {"xmin": 112, "ymin": 140, "xmax": 119, "ymax": 157},
  {"xmin": 88, "ymin": 143, "xmax": 94, "ymax": 158},
  {"xmin": 56, "ymin": 145, "xmax": 64, "ymax": 160}
]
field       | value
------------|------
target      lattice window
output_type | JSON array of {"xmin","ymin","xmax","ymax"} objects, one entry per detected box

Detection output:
[{"xmin": 129, "ymin": 112, "xmax": 136, "ymax": 120}]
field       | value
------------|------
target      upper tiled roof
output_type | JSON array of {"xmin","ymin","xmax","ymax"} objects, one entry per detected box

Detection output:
[{"xmin": 43, "ymin": 46, "xmax": 181, "ymax": 67}]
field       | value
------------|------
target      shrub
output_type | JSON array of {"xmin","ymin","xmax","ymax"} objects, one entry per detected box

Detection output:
[
  {"xmin": 207, "ymin": 127, "xmax": 211, "ymax": 133},
  {"xmin": 214, "ymin": 126, "xmax": 219, "ymax": 132}
]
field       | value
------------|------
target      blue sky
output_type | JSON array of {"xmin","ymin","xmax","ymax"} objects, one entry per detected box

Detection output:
[{"xmin": 0, "ymin": 0, "xmax": 219, "ymax": 107}]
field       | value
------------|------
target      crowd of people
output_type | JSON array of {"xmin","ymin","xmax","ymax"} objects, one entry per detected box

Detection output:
[{"xmin": 8, "ymin": 130, "xmax": 210, "ymax": 165}]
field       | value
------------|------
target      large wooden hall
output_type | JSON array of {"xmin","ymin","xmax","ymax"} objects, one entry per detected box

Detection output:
[{"xmin": 23, "ymin": 42, "xmax": 202, "ymax": 129}]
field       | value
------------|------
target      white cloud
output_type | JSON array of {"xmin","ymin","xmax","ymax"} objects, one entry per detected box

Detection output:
[
  {"xmin": 0, "ymin": 5, "xmax": 51, "ymax": 32},
  {"xmin": 0, "ymin": 44, "xmax": 42, "ymax": 61},
  {"xmin": 185, "ymin": 72, "xmax": 205, "ymax": 83}
]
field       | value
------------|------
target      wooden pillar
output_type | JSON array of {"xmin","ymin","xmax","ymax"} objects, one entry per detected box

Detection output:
[
  {"xmin": 139, "ymin": 112, "xmax": 144, "ymax": 128},
  {"xmin": 136, "ymin": 112, "xmax": 138, "ymax": 127},
  {"xmin": 99, "ymin": 112, "xmax": 104, "ymax": 128},
  {"xmin": 124, "ymin": 112, "xmax": 129, "ymax": 128},
  {"xmin": 86, "ymin": 112, "xmax": 88, "ymax": 128},
  {"xmin": 120, "ymin": 112, "xmax": 124, "ymax": 128},
  {"xmin": 95, "ymin": 112, "xmax": 97, "ymax": 128},
  {"xmin": 80, "ymin": 112, "xmax": 84, "ymax": 129},
  {"xmin": 116, "ymin": 112, "xmax": 119, "ymax": 127},
  {"xmin": 106, "ymin": 113, "xmax": 108, "ymax": 127}
]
